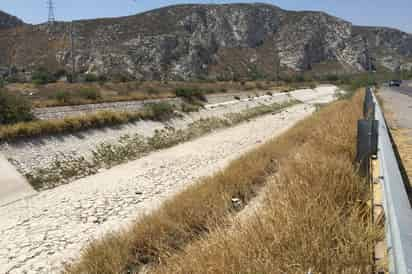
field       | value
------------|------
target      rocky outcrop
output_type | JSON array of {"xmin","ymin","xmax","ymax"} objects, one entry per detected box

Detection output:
[
  {"xmin": 0, "ymin": 10, "xmax": 24, "ymax": 29},
  {"xmin": 0, "ymin": 4, "xmax": 411, "ymax": 80},
  {"xmin": 353, "ymin": 26, "xmax": 412, "ymax": 71}
]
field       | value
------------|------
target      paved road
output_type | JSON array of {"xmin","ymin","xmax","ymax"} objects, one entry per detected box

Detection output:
[
  {"xmin": 379, "ymin": 81, "xmax": 412, "ymax": 130},
  {"xmin": 383, "ymin": 80, "xmax": 412, "ymax": 99},
  {"xmin": 379, "ymin": 80, "xmax": 412, "ymax": 188}
]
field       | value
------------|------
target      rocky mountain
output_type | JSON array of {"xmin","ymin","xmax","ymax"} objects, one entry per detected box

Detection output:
[
  {"xmin": 0, "ymin": 10, "xmax": 24, "ymax": 29},
  {"xmin": 0, "ymin": 3, "xmax": 411, "ymax": 80},
  {"xmin": 353, "ymin": 26, "xmax": 412, "ymax": 71}
]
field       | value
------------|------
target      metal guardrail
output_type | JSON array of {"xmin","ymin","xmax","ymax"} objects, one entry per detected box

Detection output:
[{"xmin": 369, "ymin": 88, "xmax": 412, "ymax": 274}]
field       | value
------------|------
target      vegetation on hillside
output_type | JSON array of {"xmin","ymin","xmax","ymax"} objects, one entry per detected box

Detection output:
[
  {"xmin": 3, "ymin": 69, "xmax": 405, "ymax": 108},
  {"xmin": 65, "ymin": 91, "xmax": 380, "ymax": 274},
  {"xmin": 4, "ymin": 65, "xmax": 404, "ymax": 110}
]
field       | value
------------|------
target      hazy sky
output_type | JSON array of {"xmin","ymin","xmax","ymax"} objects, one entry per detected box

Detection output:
[{"xmin": 1, "ymin": 0, "xmax": 411, "ymax": 33}]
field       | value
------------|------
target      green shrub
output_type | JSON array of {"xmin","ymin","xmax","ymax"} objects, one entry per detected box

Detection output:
[
  {"xmin": 0, "ymin": 79, "xmax": 5, "ymax": 88},
  {"xmin": 97, "ymin": 75, "xmax": 108, "ymax": 85},
  {"xmin": 143, "ymin": 102, "xmax": 176, "ymax": 121},
  {"xmin": 324, "ymin": 74, "xmax": 340, "ymax": 82},
  {"xmin": 84, "ymin": 74, "xmax": 98, "ymax": 82},
  {"xmin": 249, "ymin": 65, "xmax": 265, "ymax": 80},
  {"xmin": 32, "ymin": 68, "xmax": 56, "ymax": 85},
  {"xmin": 54, "ymin": 69, "xmax": 67, "ymax": 79},
  {"xmin": 55, "ymin": 91, "xmax": 72, "ymax": 103},
  {"xmin": 181, "ymin": 103, "xmax": 200, "ymax": 113},
  {"xmin": 175, "ymin": 87, "xmax": 207, "ymax": 102},
  {"xmin": 112, "ymin": 73, "xmax": 131, "ymax": 83},
  {"xmin": 66, "ymin": 73, "xmax": 80, "ymax": 83},
  {"xmin": 295, "ymin": 74, "xmax": 305, "ymax": 82},
  {"xmin": 78, "ymin": 88, "xmax": 101, "ymax": 100},
  {"xmin": 0, "ymin": 89, "xmax": 33, "ymax": 125},
  {"xmin": 349, "ymin": 75, "xmax": 376, "ymax": 92}
]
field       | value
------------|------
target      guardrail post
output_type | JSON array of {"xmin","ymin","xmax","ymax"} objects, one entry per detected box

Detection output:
[
  {"xmin": 356, "ymin": 88, "xmax": 379, "ymax": 176},
  {"xmin": 356, "ymin": 120, "xmax": 371, "ymax": 175},
  {"xmin": 364, "ymin": 87, "xmax": 374, "ymax": 119}
]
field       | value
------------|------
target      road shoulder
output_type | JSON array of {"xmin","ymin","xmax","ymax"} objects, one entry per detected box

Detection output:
[{"xmin": 379, "ymin": 87, "xmax": 412, "ymax": 183}]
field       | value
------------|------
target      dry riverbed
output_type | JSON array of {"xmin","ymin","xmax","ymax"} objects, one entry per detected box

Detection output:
[
  {"xmin": 0, "ymin": 86, "xmax": 339, "ymax": 273},
  {"xmin": 2, "ymin": 86, "xmax": 337, "ymax": 190},
  {"xmin": 2, "ymin": 92, "xmax": 292, "ymax": 177}
]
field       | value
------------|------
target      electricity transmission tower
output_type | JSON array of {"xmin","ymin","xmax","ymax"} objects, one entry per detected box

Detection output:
[{"xmin": 47, "ymin": 0, "xmax": 56, "ymax": 24}]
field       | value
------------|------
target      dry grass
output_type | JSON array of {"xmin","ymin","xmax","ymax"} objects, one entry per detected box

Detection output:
[
  {"xmin": 391, "ymin": 129, "xmax": 412, "ymax": 183},
  {"xmin": 7, "ymin": 82, "xmax": 175, "ymax": 108},
  {"xmin": 0, "ymin": 102, "xmax": 176, "ymax": 142},
  {"xmin": 152, "ymin": 147, "xmax": 375, "ymax": 274},
  {"xmin": 6, "ymin": 80, "xmax": 296, "ymax": 108},
  {"xmin": 65, "ymin": 91, "xmax": 379, "ymax": 274}
]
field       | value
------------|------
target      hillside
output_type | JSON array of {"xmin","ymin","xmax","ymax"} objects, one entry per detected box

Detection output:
[
  {"xmin": 0, "ymin": 3, "xmax": 411, "ymax": 80},
  {"xmin": 0, "ymin": 10, "xmax": 24, "ymax": 29}
]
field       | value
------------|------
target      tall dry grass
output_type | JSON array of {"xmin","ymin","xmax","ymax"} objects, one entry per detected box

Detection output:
[
  {"xmin": 0, "ymin": 102, "xmax": 176, "ymax": 142},
  {"xmin": 66, "ymin": 91, "xmax": 379, "ymax": 274},
  {"xmin": 152, "ymin": 150, "xmax": 376, "ymax": 274}
]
